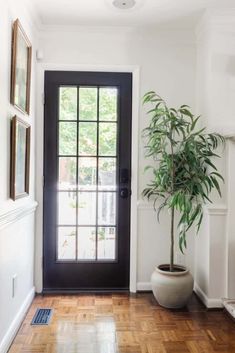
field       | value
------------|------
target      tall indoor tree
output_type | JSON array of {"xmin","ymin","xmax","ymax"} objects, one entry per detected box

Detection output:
[{"xmin": 142, "ymin": 91, "xmax": 225, "ymax": 272}]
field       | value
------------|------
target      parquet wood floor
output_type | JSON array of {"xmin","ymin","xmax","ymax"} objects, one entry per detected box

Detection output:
[{"xmin": 8, "ymin": 293, "xmax": 235, "ymax": 353}]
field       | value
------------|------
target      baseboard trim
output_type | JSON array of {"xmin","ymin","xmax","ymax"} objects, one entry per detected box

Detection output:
[
  {"xmin": 194, "ymin": 283, "xmax": 222, "ymax": 308},
  {"xmin": 0, "ymin": 287, "xmax": 35, "ymax": 353},
  {"xmin": 137, "ymin": 282, "xmax": 223, "ymax": 308},
  {"xmin": 137, "ymin": 282, "xmax": 152, "ymax": 291}
]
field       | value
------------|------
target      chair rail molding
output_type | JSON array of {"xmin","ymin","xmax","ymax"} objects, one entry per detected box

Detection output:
[
  {"xmin": 205, "ymin": 205, "xmax": 228, "ymax": 216},
  {"xmin": 0, "ymin": 201, "xmax": 38, "ymax": 230},
  {"xmin": 138, "ymin": 201, "xmax": 228, "ymax": 215},
  {"xmin": 137, "ymin": 200, "xmax": 153, "ymax": 210}
]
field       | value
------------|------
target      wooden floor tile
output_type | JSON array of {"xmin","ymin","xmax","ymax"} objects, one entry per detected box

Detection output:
[{"xmin": 8, "ymin": 293, "xmax": 235, "ymax": 353}]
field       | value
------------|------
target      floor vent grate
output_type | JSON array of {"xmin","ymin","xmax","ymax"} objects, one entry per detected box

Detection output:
[{"xmin": 31, "ymin": 308, "xmax": 53, "ymax": 325}]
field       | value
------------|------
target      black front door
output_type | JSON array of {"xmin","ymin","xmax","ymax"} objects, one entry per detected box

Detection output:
[{"xmin": 43, "ymin": 71, "xmax": 132, "ymax": 291}]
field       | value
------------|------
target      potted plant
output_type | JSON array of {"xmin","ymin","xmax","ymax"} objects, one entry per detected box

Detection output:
[{"xmin": 142, "ymin": 91, "xmax": 225, "ymax": 308}]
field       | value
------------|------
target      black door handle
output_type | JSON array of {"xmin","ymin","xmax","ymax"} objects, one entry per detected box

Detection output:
[{"xmin": 120, "ymin": 188, "xmax": 130, "ymax": 199}]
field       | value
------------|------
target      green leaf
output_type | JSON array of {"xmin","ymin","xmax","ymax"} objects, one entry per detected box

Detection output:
[
  {"xmin": 190, "ymin": 116, "xmax": 200, "ymax": 131},
  {"xmin": 211, "ymin": 171, "xmax": 224, "ymax": 182},
  {"xmin": 211, "ymin": 176, "xmax": 222, "ymax": 197},
  {"xmin": 144, "ymin": 165, "xmax": 154, "ymax": 173}
]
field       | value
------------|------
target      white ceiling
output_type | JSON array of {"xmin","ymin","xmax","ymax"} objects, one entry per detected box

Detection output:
[{"xmin": 25, "ymin": 0, "xmax": 235, "ymax": 28}]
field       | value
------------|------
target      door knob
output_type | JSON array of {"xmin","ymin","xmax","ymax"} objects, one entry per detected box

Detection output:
[{"xmin": 120, "ymin": 188, "xmax": 129, "ymax": 198}]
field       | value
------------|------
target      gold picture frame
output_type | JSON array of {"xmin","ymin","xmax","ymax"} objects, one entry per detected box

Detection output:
[
  {"xmin": 10, "ymin": 19, "xmax": 32, "ymax": 115},
  {"xmin": 10, "ymin": 116, "xmax": 31, "ymax": 200}
]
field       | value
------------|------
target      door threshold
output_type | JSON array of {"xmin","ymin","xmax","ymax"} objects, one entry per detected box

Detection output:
[{"xmin": 42, "ymin": 288, "xmax": 130, "ymax": 295}]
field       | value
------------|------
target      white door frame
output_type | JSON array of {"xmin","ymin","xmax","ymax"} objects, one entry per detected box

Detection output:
[{"xmin": 35, "ymin": 63, "xmax": 140, "ymax": 293}]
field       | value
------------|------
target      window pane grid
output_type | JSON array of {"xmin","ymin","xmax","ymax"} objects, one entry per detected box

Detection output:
[
  {"xmin": 58, "ymin": 155, "xmax": 117, "ymax": 158},
  {"xmin": 95, "ymin": 88, "xmax": 100, "ymax": 260},
  {"xmin": 57, "ymin": 85, "xmax": 118, "ymax": 262},
  {"xmin": 75, "ymin": 86, "xmax": 79, "ymax": 262},
  {"xmin": 58, "ymin": 225, "xmax": 117, "ymax": 228},
  {"xmin": 58, "ymin": 190, "xmax": 118, "ymax": 193},
  {"xmin": 59, "ymin": 119, "xmax": 118, "ymax": 123}
]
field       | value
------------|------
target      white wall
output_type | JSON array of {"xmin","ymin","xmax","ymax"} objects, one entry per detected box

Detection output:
[
  {"xmin": 0, "ymin": 0, "xmax": 37, "ymax": 351},
  {"xmin": 35, "ymin": 26, "xmax": 196, "ymax": 292},
  {"xmin": 194, "ymin": 10, "xmax": 235, "ymax": 307},
  {"xmin": 0, "ymin": 6, "xmax": 233, "ymax": 352}
]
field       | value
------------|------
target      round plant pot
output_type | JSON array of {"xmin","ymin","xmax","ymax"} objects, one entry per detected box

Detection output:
[{"xmin": 151, "ymin": 264, "xmax": 194, "ymax": 309}]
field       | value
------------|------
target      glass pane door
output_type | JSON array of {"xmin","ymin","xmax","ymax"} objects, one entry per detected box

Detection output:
[
  {"xmin": 57, "ymin": 86, "xmax": 118, "ymax": 262},
  {"xmin": 43, "ymin": 70, "xmax": 132, "ymax": 291}
]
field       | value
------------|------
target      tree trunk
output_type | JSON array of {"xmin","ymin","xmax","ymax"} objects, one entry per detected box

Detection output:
[{"xmin": 170, "ymin": 206, "xmax": 175, "ymax": 272}]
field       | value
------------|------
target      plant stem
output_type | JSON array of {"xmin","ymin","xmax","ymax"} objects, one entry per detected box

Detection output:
[
  {"xmin": 170, "ymin": 206, "xmax": 175, "ymax": 272},
  {"xmin": 170, "ymin": 127, "xmax": 175, "ymax": 272}
]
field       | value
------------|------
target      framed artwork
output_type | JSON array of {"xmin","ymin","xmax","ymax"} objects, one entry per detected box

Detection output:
[
  {"xmin": 10, "ymin": 19, "xmax": 32, "ymax": 115},
  {"xmin": 10, "ymin": 116, "xmax": 31, "ymax": 200}
]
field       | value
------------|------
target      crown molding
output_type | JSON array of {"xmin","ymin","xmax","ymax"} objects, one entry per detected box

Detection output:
[
  {"xmin": 37, "ymin": 24, "xmax": 136, "ymax": 39},
  {"xmin": 196, "ymin": 8, "xmax": 235, "ymax": 41},
  {"xmin": 36, "ymin": 24, "xmax": 195, "ymax": 45}
]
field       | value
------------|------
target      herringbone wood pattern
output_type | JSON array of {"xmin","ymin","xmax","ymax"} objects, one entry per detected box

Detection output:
[{"xmin": 9, "ymin": 293, "xmax": 235, "ymax": 353}]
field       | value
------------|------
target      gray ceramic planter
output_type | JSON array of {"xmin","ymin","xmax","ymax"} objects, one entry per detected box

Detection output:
[{"xmin": 151, "ymin": 264, "xmax": 194, "ymax": 309}]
